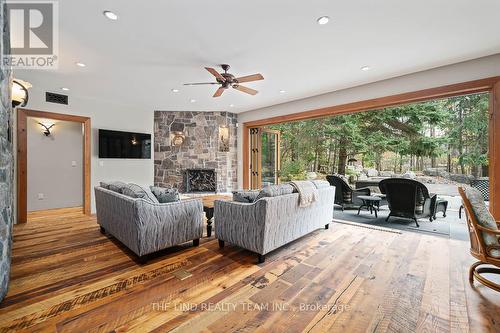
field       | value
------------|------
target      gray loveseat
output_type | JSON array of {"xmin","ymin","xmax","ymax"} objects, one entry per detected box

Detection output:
[
  {"xmin": 95, "ymin": 186, "xmax": 203, "ymax": 261},
  {"xmin": 214, "ymin": 182, "xmax": 335, "ymax": 263}
]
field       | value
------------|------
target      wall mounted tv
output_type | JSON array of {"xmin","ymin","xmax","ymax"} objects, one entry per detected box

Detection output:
[{"xmin": 98, "ymin": 129, "xmax": 151, "ymax": 159}]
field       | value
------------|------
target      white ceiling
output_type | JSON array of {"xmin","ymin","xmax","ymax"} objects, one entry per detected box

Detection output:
[{"xmin": 14, "ymin": 0, "xmax": 500, "ymax": 113}]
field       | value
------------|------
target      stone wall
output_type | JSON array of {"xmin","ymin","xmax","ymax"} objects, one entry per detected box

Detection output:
[
  {"xmin": 154, "ymin": 111, "xmax": 238, "ymax": 193},
  {"xmin": 0, "ymin": 0, "xmax": 13, "ymax": 302}
]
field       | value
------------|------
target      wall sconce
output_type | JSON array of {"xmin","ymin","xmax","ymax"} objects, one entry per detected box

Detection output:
[
  {"xmin": 171, "ymin": 131, "xmax": 185, "ymax": 146},
  {"xmin": 12, "ymin": 79, "xmax": 31, "ymax": 107},
  {"xmin": 219, "ymin": 125, "xmax": 230, "ymax": 152},
  {"xmin": 38, "ymin": 121, "xmax": 55, "ymax": 136}
]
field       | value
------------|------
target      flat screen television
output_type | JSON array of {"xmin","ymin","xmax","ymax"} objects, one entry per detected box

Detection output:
[{"xmin": 98, "ymin": 129, "xmax": 151, "ymax": 159}]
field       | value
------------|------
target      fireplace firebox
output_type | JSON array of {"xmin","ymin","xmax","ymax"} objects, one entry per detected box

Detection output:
[{"xmin": 185, "ymin": 169, "xmax": 217, "ymax": 193}]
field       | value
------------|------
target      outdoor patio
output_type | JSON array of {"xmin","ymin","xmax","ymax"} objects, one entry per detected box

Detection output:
[{"xmin": 333, "ymin": 183, "xmax": 472, "ymax": 241}]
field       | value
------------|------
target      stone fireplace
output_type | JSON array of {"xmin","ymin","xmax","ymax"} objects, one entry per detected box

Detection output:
[
  {"xmin": 154, "ymin": 111, "xmax": 237, "ymax": 193},
  {"xmin": 185, "ymin": 169, "xmax": 216, "ymax": 193}
]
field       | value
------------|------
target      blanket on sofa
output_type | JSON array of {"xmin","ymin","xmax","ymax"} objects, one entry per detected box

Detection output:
[{"xmin": 290, "ymin": 181, "xmax": 318, "ymax": 207}]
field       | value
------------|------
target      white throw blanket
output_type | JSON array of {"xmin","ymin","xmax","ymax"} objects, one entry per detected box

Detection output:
[{"xmin": 290, "ymin": 181, "xmax": 318, "ymax": 207}]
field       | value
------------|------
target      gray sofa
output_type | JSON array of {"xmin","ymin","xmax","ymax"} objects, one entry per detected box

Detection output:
[
  {"xmin": 95, "ymin": 186, "xmax": 203, "ymax": 261},
  {"xmin": 214, "ymin": 183, "xmax": 335, "ymax": 263}
]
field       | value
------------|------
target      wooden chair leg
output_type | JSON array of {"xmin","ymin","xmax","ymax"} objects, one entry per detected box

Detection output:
[{"xmin": 469, "ymin": 261, "xmax": 500, "ymax": 292}]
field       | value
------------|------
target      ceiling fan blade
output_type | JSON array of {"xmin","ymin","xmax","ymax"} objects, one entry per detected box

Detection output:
[
  {"xmin": 205, "ymin": 67, "xmax": 226, "ymax": 82},
  {"xmin": 235, "ymin": 73, "xmax": 264, "ymax": 83},
  {"xmin": 234, "ymin": 85, "xmax": 258, "ymax": 96},
  {"xmin": 183, "ymin": 82, "xmax": 219, "ymax": 86},
  {"xmin": 213, "ymin": 87, "xmax": 225, "ymax": 98}
]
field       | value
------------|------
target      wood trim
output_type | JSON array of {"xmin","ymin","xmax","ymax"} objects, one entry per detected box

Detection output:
[
  {"xmin": 244, "ymin": 76, "xmax": 500, "ymax": 128},
  {"xmin": 242, "ymin": 76, "xmax": 500, "ymax": 215},
  {"xmin": 17, "ymin": 108, "xmax": 91, "ymax": 223},
  {"xmin": 490, "ymin": 81, "xmax": 500, "ymax": 220}
]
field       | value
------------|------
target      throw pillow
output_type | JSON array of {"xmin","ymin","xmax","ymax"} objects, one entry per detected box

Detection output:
[
  {"xmin": 122, "ymin": 183, "xmax": 160, "ymax": 204},
  {"xmin": 107, "ymin": 181, "xmax": 128, "ymax": 193},
  {"xmin": 150, "ymin": 186, "xmax": 180, "ymax": 203},
  {"xmin": 255, "ymin": 184, "xmax": 294, "ymax": 201},
  {"xmin": 465, "ymin": 186, "xmax": 500, "ymax": 257},
  {"xmin": 233, "ymin": 190, "xmax": 260, "ymax": 203}
]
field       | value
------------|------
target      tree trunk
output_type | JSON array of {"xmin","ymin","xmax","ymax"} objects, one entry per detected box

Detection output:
[{"xmin": 337, "ymin": 141, "xmax": 348, "ymax": 175}]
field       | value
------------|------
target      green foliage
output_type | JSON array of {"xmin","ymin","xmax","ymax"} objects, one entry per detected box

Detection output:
[{"xmin": 269, "ymin": 93, "xmax": 489, "ymax": 179}]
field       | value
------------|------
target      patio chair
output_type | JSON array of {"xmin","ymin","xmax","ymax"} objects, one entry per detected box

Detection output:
[
  {"xmin": 458, "ymin": 186, "xmax": 500, "ymax": 292},
  {"xmin": 379, "ymin": 178, "xmax": 445, "ymax": 227},
  {"xmin": 459, "ymin": 178, "xmax": 489, "ymax": 219},
  {"xmin": 326, "ymin": 175, "xmax": 371, "ymax": 210}
]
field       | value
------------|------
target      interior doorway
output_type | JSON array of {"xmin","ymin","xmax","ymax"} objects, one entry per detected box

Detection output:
[{"xmin": 17, "ymin": 109, "xmax": 91, "ymax": 223}]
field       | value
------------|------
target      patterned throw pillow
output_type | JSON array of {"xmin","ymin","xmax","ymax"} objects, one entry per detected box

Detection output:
[
  {"xmin": 104, "ymin": 181, "xmax": 128, "ymax": 193},
  {"xmin": 255, "ymin": 184, "xmax": 294, "ymax": 201},
  {"xmin": 233, "ymin": 190, "xmax": 260, "ymax": 203},
  {"xmin": 122, "ymin": 184, "xmax": 160, "ymax": 204},
  {"xmin": 465, "ymin": 186, "xmax": 500, "ymax": 257},
  {"xmin": 150, "ymin": 186, "xmax": 180, "ymax": 203}
]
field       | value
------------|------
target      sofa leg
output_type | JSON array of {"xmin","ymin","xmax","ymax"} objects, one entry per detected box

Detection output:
[
  {"xmin": 385, "ymin": 214, "xmax": 391, "ymax": 222},
  {"xmin": 99, "ymin": 226, "xmax": 106, "ymax": 234},
  {"xmin": 193, "ymin": 239, "xmax": 200, "ymax": 247},
  {"xmin": 218, "ymin": 240, "xmax": 225, "ymax": 248},
  {"xmin": 325, "ymin": 224, "xmax": 329, "ymax": 229},
  {"xmin": 258, "ymin": 254, "xmax": 265, "ymax": 263},
  {"xmin": 138, "ymin": 255, "xmax": 149, "ymax": 265},
  {"xmin": 413, "ymin": 218, "xmax": 420, "ymax": 228}
]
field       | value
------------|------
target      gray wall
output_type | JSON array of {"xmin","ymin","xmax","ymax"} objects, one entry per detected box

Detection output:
[
  {"xmin": 0, "ymin": 0, "xmax": 13, "ymax": 302},
  {"xmin": 27, "ymin": 118, "xmax": 83, "ymax": 211}
]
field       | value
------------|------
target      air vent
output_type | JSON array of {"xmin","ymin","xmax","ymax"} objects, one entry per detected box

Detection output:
[{"xmin": 45, "ymin": 92, "xmax": 68, "ymax": 105}]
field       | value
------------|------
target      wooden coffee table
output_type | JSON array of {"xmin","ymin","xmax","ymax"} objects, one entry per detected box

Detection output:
[{"xmin": 201, "ymin": 195, "xmax": 232, "ymax": 237}]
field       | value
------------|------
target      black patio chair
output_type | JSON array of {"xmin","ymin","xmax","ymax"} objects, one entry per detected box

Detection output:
[
  {"xmin": 326, "ymin": 175, "xmax": 371, "ymax": 211},
  {"xmin": 379, "ymin": 178, "xmax": 443, "ymax": 227}
]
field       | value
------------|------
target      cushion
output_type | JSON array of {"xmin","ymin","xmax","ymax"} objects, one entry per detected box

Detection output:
[
  {"xmin": 233, "ymin": 190, "xmax": 260, "ymax": 203},
  {"xmin": 150, "ymin": 186, "xmax": 180, "ymax": 203},
  {"xmin": 311, "ymin": 180, "xmax": 330, "ymax": 189},
  {"xmin": 103, "ymin": 181, "xmax": 128, "ymax": 193},
  {"xmin": 465, "ymin": 186, "xmax": 500, "ymax": 257},
  {"xmin": 255, "ymin": 184, "xmax": 294, "ymax": 201},
  {"xmin": 122, "ymin": 183, "xmax": 159, "ymax": 204}
]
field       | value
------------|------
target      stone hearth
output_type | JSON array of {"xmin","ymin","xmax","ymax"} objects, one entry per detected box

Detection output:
[{"xmin": 154, "ymin": 111, "xmax": 237, "ymax": 193}]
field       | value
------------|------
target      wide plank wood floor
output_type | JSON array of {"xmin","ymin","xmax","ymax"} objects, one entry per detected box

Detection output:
[{"xmin": 0, "ymin": 207, "xmax": 499, "ymax": 332}]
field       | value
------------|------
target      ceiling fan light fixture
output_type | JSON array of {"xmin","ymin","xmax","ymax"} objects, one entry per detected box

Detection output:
[
  {"xmin": 317, "ymin": 16, "xmax": 330, "ymax": 25},
  {"xmin": 103, "ymin": 10, "xmax": 118, "ymax": 21}
]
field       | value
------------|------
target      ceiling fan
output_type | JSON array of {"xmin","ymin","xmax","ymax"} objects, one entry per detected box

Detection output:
[{"xmin": 184, "ymin": 64, "xmax": 264, "ymax": 97}]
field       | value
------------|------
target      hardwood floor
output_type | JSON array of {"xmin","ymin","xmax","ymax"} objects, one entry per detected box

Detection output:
[{"xmin": 0, "ymin": 207, "xmax": 498, "ymax": 332}]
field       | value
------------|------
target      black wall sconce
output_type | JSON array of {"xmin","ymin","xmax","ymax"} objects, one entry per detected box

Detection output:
[{"xmin": 38, "ymin": 122, "xmax": 55, "ymax": 136}]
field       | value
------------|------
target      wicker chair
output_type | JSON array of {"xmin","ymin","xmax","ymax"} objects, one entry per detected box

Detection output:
[
  {"xmin": 379, "ymin": 178, "xmax": 441, "ymax": 227},
  {"xmin": 458, "ymin": 186, "xmax": 500, "ymax": 292},
  {"xmin": 459, "ymin": 178, "xmax": 489, "ymax": 219},
  {"xmin": 326, "ymin": 175, "xmax": 371, "ymax": 211}
]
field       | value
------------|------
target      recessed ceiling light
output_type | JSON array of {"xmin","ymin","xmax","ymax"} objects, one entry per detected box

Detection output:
[
  {"xmin": 190, "ymin": 99, "xmax": 196, "ymax": 103},
  {"xmin": 171, "ymin": 89, "xmax": 179, "ymax": 93},
  {"xmin": 75, "ymin": 62, "xmax": 86, "ymax": 67},
  {"xmin": 361, "ymin": 66, "xmax": 371, "ymax": 71},
  {"xmin": 103, "ymin": 10, "xmax": 118, "ymax": 21},
  {"xmin": 61, "ymin": 87, "xmax": 70, "ymax": 91},
  {"xmin": 316, "ymin": 16, "xmax": 330, "ymax": 25},
  {"xmin": 279, "ymin": 90, "xmax": 286, "ymax": 94},
  {"xmin": 229, "ymin": 104, "xmax": 235, "ymax": 108}
]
